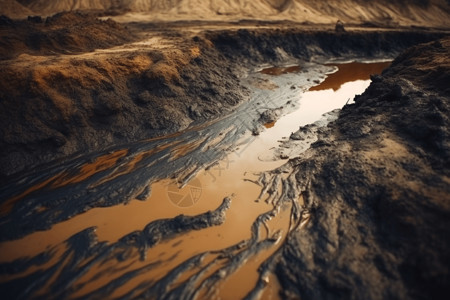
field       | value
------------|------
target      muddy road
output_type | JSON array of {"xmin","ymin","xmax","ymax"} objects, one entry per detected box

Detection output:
[
  {"xmin": 0, "ymin": 57, "xmax": 388, "ymax": 298},
  {"xmin": 0, "ymin": 14, "xmax": 449, "ymax": 300}
]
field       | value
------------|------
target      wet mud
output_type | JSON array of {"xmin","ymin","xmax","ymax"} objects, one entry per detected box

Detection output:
[
  {"xmin": 1, "ymin": 13, "xmax": 448, "ymax": 178},
  {"xmin": 0, "ymin": 56, "xmax": 397, "ymax": 299},
  {"xmin": 274, "ymin": 38, "xmax": 450, "ymax": 300},
  {"xmin": 0, "ymin": 12, "xmax": 449, "ymax": 300}
]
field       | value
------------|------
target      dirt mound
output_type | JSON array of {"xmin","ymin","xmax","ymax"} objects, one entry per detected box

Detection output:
[
  {"xmin": 0, "ymin": 12, "xmax": 134, "ymax": 60},
  {"xmin": 0, "ymin": 30, "xmax": 247, "ymax": 179},
  {"xmin": 275, "ymin": 37, "xmax": 450, "ymax": 299},
  {"xmin": 0, "ymin": 25, "xmax": 446, "ymax": 179},
  {"xmin": 10, "ymin": 0, "xmax": 450, "ymax": 27}
]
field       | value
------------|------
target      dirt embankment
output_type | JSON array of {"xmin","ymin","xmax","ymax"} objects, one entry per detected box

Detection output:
[
  {"xmin": 4, "ymin": 0, "xmax": 450, "ymax": 28},
  {"xmin": 0, "ymin": 12, "xmax": 134, "ymax": 60},
  {"xmin": 274, "ymin": 38, "xmax": 450, "ymax": 299},
  {"xmin": 0, "ymin": 11, "xmax": 448, "ymax": 180},
  {"xmin": 0, "ymin": 13, "xmax": 249, "ymax": 179}
]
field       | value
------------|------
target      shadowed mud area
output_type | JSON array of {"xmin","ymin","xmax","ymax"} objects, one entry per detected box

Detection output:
[
  {"xmin": 0, "ymin": 56, "xmax": 326, "ymax": 297},
  {"xmin": 0, "ymin": 54, "xmax": 435, "ymax": 299},
  {"xmin": 0, "ymin": 5, "xmax": 450, "ymax": 299},
  {"xmin": 273, "ymin": 38, "xmax": 450, "ymax": 299}
]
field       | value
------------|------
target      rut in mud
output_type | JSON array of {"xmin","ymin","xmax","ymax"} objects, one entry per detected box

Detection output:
[{"xmin": 0, "ymin": 58, "xmax": 391, "ymax": 298}]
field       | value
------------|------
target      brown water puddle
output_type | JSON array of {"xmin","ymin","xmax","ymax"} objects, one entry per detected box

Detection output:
[
  {"xmin": 264, "ymin": 121, "xmax": 276, "ymax": 129},
  {"xmin": 261, "ymin": 65, "xmax": 301, "ymax": 76},
  {"xmin": 72, "ymin": 169, "xmax": 272, "ymax": 298},
  {"xmin": 0, "ymin": 148, "xmax": 128, "ymax": 217},
  {"xmin": 0, "ymin": 147, "xmax": 277, "ymax": 297},
  {"xmin": 218, "ymin": 201, "xmax": 292, "ymax": 299},
  {"xmin": 309, "ymin": 61, "xmax": 391, "ymax": 91},
  {"xmin": 0, "ymin": 60, "xmax": 392, "ymax": 298}
]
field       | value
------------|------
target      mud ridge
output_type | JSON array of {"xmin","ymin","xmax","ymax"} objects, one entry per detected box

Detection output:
[{"xmin": 273, "ymin": 37, "xmax": 450, "ymax": 299}]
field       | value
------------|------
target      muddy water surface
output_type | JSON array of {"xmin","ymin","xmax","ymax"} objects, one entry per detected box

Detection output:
[{"xmin": 0, "ymin": 61, "xmax": 390, "ymax": 299}]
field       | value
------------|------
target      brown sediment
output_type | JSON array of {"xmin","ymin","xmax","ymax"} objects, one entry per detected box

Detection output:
[
  {"xmin": 309, "ymin": 61, "xmax": 391, "ymax": 91},
  {"xmin": 170, "ymin": 137, "xmax": 208, "ymax": 160},
  {"xmin": 264, "ymin": 121, "xmax": 276, "ymax": 129},
  {"xmin": 0, "ymin": 243, "xmax": 67, "ymax": 281},
  {"xmin": 92, "ymin": 140, "xmax": 182, "ymax": 187}
]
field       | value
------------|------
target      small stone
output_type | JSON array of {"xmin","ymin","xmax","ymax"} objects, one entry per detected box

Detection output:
[{"xmin": 335, "ymin": 20, "xmax": 346, "ymax": 32}]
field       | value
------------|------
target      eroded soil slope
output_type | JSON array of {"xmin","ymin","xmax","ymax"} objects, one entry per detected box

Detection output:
[
  {"xmin": 1, "ymin": 11, "xmax": 448, "ymax": 180},
  {"xmin": 0, "ymin": 12, "xmax": 134, "ymax": 59},
  {"xmin": 274, "ymin": 38, "xmax": 450, "ymax": 299},
  {"xmin": 4, "ymin": 0, "xmax": 450, "ymax": 28},
  {"xmin": 0, "ymin": 13, "xmax": 248, "ymax": 179}
]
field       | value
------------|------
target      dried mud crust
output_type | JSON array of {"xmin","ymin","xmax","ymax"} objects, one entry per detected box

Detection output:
[{"xmin": 275, "ymin": 38, "xmax": 450, "ymax": 299}]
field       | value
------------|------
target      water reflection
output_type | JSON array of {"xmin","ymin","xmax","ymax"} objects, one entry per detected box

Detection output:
[
  {"xmin": 310, "ymin": 61, "xmax": 390, "ymax": 91},
  {"xmin": 0, "ymin": 60, "xmax": 391, "ymax": 299}
]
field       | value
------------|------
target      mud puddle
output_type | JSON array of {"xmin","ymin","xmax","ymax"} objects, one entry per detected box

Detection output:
[{"xmin": 0, "ymin": 60, "xmax": 390, "ymax": 299}]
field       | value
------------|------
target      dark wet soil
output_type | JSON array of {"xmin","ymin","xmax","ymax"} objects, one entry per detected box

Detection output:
[
  {"xmin": 0, "ymin": 12, "xmax": 448, "ymax": 179},
  {"xmin": 273, "ymin": 37, "xmax": 450, "ymax": 300},
  {"xmin": 0, "ymin": 12, "xmax": 449, "ymax": 300},
  {"xmin": 0, "ymin": 12, "xmax": 135, "ymax": 60}
]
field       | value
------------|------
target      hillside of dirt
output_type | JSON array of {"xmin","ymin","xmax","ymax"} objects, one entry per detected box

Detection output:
[
  {"xmin": 0, "ymin": 12, "xmax": 135, "ymax": 60},
  {"xmin": 273, "ymin": 37, "xmax": 450, "ymax": 299},
  {"xmin": 1, "ymin": 0, "xmax": 450, "ymax": 28},
  {"xmin": 1, "ymin": 11, "xmax": 447, "ymax": 180},
  {"xmin": 0, "ymin": 13, "xmax": 251, "ymax": 179}
]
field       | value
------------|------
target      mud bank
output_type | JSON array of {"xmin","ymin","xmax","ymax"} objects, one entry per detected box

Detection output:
[
  {"xmin": 1, "ymin": 13, "xmax": 448, "ymax": 179},
  {"xmin": 272, "ymin": 38, "xmax": 450, "ymax": 299},
  {"xmin": 0, "ymin": 23, "xmax": 449, "ymax": 299}
]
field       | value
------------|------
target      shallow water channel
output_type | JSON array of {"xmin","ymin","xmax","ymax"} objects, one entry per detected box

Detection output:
[{"xmin": 0, "ymin": 61, "xmax": 390, "ymax": 299}]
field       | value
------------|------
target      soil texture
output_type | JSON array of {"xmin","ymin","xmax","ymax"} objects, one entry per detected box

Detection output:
[{"xmin": 274, "ymin": 37, "xmax": 450, "ymax": 300}]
